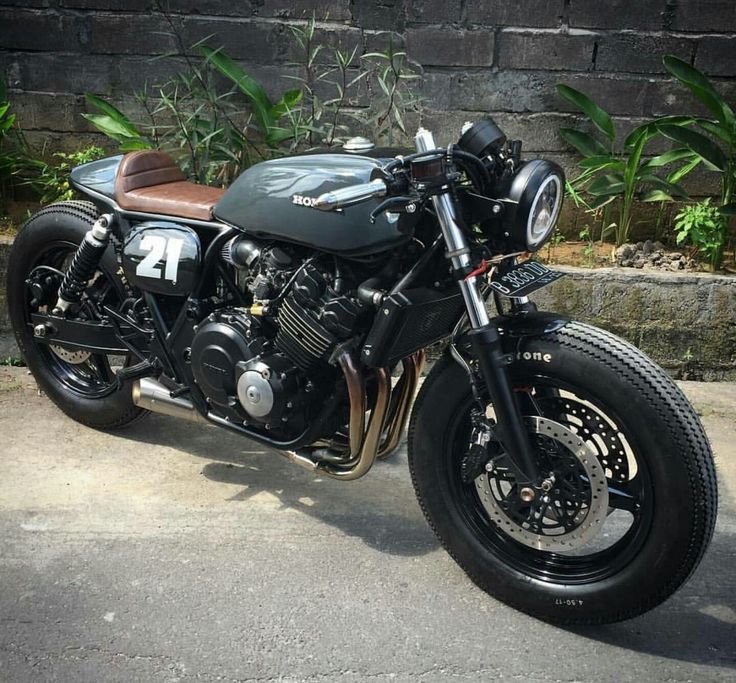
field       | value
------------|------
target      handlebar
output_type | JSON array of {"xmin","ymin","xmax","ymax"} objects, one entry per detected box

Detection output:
[{"xmin": 313, "ymin": 179, "xmax": 388, "ymax": 211}]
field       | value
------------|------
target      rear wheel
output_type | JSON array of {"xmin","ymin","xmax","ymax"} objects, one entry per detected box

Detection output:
[
  {"xmin": 408, "ymin": 322, "xmax": 717, "ymax": 624},
  {"xmin": 6, "ymin": 201, "xmax": 145, "ymax": 429}
]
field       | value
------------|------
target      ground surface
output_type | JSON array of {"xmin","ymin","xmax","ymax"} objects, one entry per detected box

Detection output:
[{"xmin": 1, "ymin": 367, "xmax": 734, "ymax": 682}]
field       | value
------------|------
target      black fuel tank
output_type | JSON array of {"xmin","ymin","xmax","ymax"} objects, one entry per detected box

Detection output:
[{"xmin": 213, "ymin": 154, "xmax": 408, "ymax": 256}]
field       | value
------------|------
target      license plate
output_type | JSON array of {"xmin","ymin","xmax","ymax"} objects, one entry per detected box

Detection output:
[{"xmin": 489, "ymin": 260, "xmax": 564, "ymax": 298}]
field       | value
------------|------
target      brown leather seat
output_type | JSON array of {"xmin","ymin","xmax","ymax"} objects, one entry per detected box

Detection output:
[{"xmin": 114, "ymin": 151, "xmax": 225, "ymax": 221}]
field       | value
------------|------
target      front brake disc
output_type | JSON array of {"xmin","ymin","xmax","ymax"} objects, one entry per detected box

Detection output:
[{"xmin": 474, "ymin": 416, "xmax": 609, "ymax": 552}]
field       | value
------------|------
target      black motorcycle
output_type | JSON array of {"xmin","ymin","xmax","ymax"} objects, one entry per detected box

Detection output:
[{"xmin": 7, "ymin": 118, "xmax": 717, "ymax": 624}]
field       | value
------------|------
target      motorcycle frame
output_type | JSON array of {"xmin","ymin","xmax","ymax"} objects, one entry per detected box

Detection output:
[{"xmin": 33, "ymin": 140, "xmax": 563, "ymax": 483}]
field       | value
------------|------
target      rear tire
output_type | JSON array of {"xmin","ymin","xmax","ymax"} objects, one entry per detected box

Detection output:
[
  {"xmin": 6, "ymin": 201, "xmax": 145, "ymax": 430},
  {"xmin": 408, "ymin": 322, "xmax": 717, "ymax": 624}
]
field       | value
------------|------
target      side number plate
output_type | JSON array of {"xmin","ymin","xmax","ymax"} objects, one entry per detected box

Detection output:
[{"xmin": 489, "ymin": 260, "xmax": 564, "ymax": 298}]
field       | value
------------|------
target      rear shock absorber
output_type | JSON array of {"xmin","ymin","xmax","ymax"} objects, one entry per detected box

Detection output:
[{"xmin": 53, "ymin": 213, "xmax": 114, "ymax": 315}]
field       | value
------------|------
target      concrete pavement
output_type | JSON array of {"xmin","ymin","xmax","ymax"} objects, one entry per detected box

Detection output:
[{"xmin": 1, "ymin": 366, "xmax": 734, "ymax": 682}]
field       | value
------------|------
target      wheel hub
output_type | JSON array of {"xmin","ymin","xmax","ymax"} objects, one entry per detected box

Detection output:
[{"xmin": 474, "ymin": 416, "xmax": 609, "ymax": 551}]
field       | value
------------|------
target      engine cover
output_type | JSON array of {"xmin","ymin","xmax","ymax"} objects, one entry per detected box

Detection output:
[
  {"xmin": 235, "ymin": 354, "xmax": 302, "ymax": 425},
  {"xmin": 190, "ymin": 311, "xmax": 264, "ymax": 409}
]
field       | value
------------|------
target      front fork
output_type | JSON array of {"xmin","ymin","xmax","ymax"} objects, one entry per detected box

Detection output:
[{"xmin": 415, "ymin": 129, "xmax": 540, "ymax": 486}]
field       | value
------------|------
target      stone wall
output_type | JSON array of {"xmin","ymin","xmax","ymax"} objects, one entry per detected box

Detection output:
[
  {"xmin": 2, "ymin": 1, "xmax": 735, "ymax": 192},
  {"xmin": 533, "ymin": 265, "xmax": 736, "ymax": 380}
]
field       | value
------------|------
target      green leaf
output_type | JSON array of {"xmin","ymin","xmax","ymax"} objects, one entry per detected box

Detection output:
[
  {"xmin": 84, "ymin": 94, "xmax": 142, "ymax": 138},
  {"xmin": 119, "ymin": 138, "xmax": 153, "ymax": 152},
  {"xmin": 271, "ymin": 88, "xmax": 302, "ymax": 120},
  {"xmin": 667, "ymin": 156, "xmax": 701, "ymax": 184},
  {"xmin": 695, "ymin": 118, "xmax": 732, "ymax": 145},
  {"xmin": 557, "ymin": 84, "xmax": 615, "ymax": 141},
  {"xmin": 199, "ymin": 45, "xmax": 274, "ymax": 135},
  {"xmin": 559, "ymin": 128, "xmax": 608, "ymax": 157},
  {"xmin": 588, "ymin": 195, "xmax": 617, "ymax": 210},
  {"xmin": 81, "ymin": 113, "xmax": 140, "ymax": 141},
  {"xmin": 640, "ymin": 189, "xmax": 675, "ymax": 202},
  {"xmin": 663, "ymin": 55, "xmax": 735, "ymax": 129},
  {"xmin": 638, "ymin": 174, "xmax": 690, "ymax": 199},
  {"xmin": 578, "ymin": 155, "xmax": 624, "ymax": 172},
  {"xmin": 719, "ymin": 202, "xmax": 736, "ymax": 215},
  {"xmin": 657, "ymin": 123, "xmax": 727, "ymax": 172},
  {"xmin": 625, "ymin": 126, "xmax": 650, "ymax": 194},
  {"xmin": 588, "ymin": 173, "xmax": 626, "ymax": 196},
  {"xmin": 623, "ymin": 123, "xmax": 656, "ymax": 150},
  {"xmin": 640, "ymin": 148, "xmax": 695, "ymax": 170}
]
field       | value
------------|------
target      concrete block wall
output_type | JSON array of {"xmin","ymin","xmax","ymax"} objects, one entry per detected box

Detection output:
[{"xmin": 1, "ymin": 0, "xmax": 736, "ymax": 236}]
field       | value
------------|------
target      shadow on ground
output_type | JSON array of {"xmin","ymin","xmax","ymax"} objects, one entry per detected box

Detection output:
[
  {"xmin": 127, "ymin": 414, "xmax": 440, "ymax": 557},
  {"xmin": 124, "ymin": 414, "xmax": 735, "ymax": 671}
]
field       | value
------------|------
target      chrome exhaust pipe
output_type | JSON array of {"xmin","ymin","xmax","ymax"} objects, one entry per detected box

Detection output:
[
  {"xmin": 377, "ymin": 350, "xmax": 425, "ymax": 459},
  {"xmin": 132, "ymin": 377, "xmax": 207, "ymax": 424},
  {"xmin": 317, "ymin": 366, "xmax": 390, "ymax": 481}
]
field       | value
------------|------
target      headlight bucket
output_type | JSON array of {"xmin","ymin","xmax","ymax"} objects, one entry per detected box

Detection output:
[{"xmin": 502, "ymin": 160, "xmax": 564, "ymax": 252}]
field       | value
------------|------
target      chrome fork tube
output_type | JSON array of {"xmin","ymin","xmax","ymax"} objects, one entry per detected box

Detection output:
[
  {"xmin": 415, "ymin": 128, "xmax": 540, "ymax": 484},
  {"xmin": 414, "ymin": 128, "xmax": 489, "ymax": 330}
]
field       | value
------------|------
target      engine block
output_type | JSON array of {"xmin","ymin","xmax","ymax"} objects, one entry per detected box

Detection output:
[{"xmin": 275, "ymin": 295, "xmax": 337, "ymax": 370}]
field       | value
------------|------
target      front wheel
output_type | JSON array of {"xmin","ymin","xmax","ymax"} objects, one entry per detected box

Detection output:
[{"xmin": 408, "ymin": 322, "xmax": 717, "ymax": 624}]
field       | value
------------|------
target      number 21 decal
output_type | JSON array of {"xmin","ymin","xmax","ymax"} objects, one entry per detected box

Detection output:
[{"xmin": 136, "ymin": 235, "xmax": 184, "ymax": 283}]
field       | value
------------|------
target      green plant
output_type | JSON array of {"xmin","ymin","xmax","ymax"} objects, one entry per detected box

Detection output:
[
  {"xmin": 83, "ymin": 94, "xmax": 152, "ymax": 151},
  {"xmin": 360, "ymin": 42, "xmax": 422, "ymax": 146},
  {"xmin": 579, "ymin": 226, "xmax": 595, "ymax": 265},
  {"xmin": 674, "ymin": 198, "xmax": 725, "ymax": 270},
  {"xmin": 0, "ymin": 78, "xmax": 38, "ymax": 210},
  {"xmin": 27, "ymin": 146, "xmax": 107, "ymax": 204},
  {"xmin": 286, "ymin": 17, "xmax": 364, "ymax": 149},
  {"xmin": 200, "ymin": 45, "xmax": 303, "ymax": 150},
  {"xmin": 287, "ymin": 18, "xmax": 422, "ymax": 149},
  {"xmin": 557, "ymin": 84, "xmax": 690, "ymax": 247},
  {"xmin": 654, "ymin": 55, "xmax": 736, "ymax": 269},
  {"xmin": 545, "ymin": 228, "xmax": 566, "ymax": 262}
]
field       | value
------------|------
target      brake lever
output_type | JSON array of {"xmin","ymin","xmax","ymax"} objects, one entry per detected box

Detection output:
[{"xmin": 369, "ymin": 196, "xmax": 419, "ymax": 223}]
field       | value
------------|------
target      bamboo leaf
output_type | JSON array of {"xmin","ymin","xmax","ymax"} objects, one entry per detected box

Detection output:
[
  {"xmin": 657, "ymin": 123, "xmax": 727, "ymax": 171},
  {"xmin": 559, "ymin": 128, "xmax": 608, "ymax": 157},
  {"xmin": 557, "ymin": 84, "xmax": 615, "ymax": 140},
  {"xmin": 271, "ymin": 88, "xmax": 302, "ymax": 120}
]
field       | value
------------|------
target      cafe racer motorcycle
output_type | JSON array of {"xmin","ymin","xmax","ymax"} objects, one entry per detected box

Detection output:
[{"xmin": 7, "ymin": 118, "xmax": 717, "ymax": 624}]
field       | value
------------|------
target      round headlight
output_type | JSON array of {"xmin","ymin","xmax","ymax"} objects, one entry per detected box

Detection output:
[{"xmin": 504, "ymin": 160, "xmax": 564, "ymax": 252}]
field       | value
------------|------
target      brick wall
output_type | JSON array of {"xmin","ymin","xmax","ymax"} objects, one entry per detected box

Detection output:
[{"xmin": 2, "ymin": 0, "xmax": 736, "ymax": 224}]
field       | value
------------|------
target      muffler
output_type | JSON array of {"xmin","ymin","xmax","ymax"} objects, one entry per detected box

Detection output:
[{"xmin": 132, "ymin": 377, "xmax": 207, "ymax": 424}]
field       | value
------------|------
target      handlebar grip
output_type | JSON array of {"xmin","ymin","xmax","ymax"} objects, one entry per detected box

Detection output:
[{"xmin": 313, "ymin": 179, "xmax": 387, "ymax": 211}]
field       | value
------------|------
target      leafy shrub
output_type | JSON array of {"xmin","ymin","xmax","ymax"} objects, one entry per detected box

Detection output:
[
  {"xmin": 83, "ymin": 17, "xmax": 422, "ymax": 186},
  {"xmin": 674, "ymin": 198, "xmax": 726, "ymax": 270},
  {"xmin": 557, "ymin": 84, "xmax": 690, "ymax": 247},
  {"xmin": 28, "ymin": 147, "xmax": 107, "ymax": 204},
  {"xmin": 287, "ymin": 19, "xmax": 421, "ymax": 149},
  {"xmin": 655, "ymin": 55, "xmax": 736, "ymax": 269},
  {"xmin": 0, "ymin": 78, "xmax": 38, "ymax": 211}
]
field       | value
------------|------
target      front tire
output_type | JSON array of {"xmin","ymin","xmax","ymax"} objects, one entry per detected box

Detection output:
[
  {"xmin": 6, "ymin": 201, "xmax": 145, "ymax": 430},
  {"xmin": 408, "ymin": 322, "xmax": 717, "ymax": 624}
]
